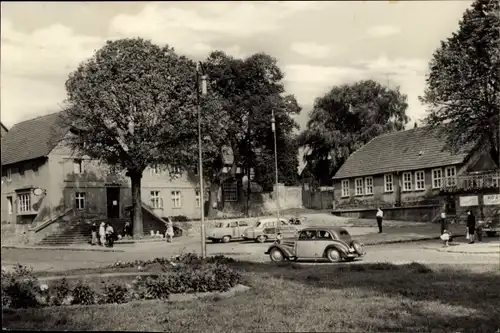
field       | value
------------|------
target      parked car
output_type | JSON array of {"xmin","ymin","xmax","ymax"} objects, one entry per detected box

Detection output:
[
  {"xmin": 243, "ymin": 217, "xmax": 302, "ymax": 243},
  {"xmin": 264, "ymin": 226, "xmax": 365, "ymax": 263},
  {"xmin": 206, "ymin": 220, "xmax": 252, "ymax": 243},
  {"xmin": 479, "ymin": 218, "xmax": 500, "ymax": 237}
]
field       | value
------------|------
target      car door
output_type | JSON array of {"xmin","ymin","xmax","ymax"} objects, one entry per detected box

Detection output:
[
  {"xmin": 295, "ymin": 230, "xmax": 318, "ymax": 258},
  {"xmin": 230, "ymin": 222, "xmax": 238, "ymax": 237},
  {"xmin": 316, "ymin": 230, "xmax": 334, "ymax": 258},
  {"xmin": 237, "ymin": 221, "xmax": 249, "ymax": 237}
]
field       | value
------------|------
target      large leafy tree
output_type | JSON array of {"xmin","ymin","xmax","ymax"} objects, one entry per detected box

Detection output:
[
  {"xmin": 420, "ymin": 0, "xmax": 500, "ymax": 163},
  {"xmin": 64, "ymin": 38, "xmax": 201, "ymax": 238},
  {"xmin": 298, "ymin": 80, "xmax": 409, "ymax": 184},
  {"xmin": 198, "ymin": 51, "xmax": 300, "ymax": 214}
]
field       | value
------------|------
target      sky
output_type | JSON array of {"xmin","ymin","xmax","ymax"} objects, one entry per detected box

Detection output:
[{"xmin": 1, "ymin": 1, "xmax": 473, "ymax": 131}]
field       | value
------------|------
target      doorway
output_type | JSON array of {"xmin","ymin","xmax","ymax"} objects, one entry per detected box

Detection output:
[{"xmin": 106, "ymin": 187, "xmax": 120, "ymax": 219}]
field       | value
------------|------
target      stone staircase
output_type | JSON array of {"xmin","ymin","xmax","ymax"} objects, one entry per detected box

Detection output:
[{"xmin": 37, "ymin": 218, "xmax": 129, "ymax": 246}]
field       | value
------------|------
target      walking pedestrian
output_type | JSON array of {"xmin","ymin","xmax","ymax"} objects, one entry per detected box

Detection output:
[
  {"xmin": 165, "ymin": 218, "xmax": 174, "ymax": 243},
  {"xmin": 376, "ymin": 207, "xmax": 384, "ymax": 233},
  {"xmin": 99, "ymin": 222, "xmax": 106, "ymax": 246},
  {"xmin": 90, "ymin": 223, "xmax": 98, "ymax": 245},
  {"xmin": 440, "ymin": 210, "xmax": 447, "ymax": 235},
  {"xmin": 122, "ymin": 222, "xmax": 132, "ymax": 239},
  {"xmin": 466, "ymin": 209, "xmax": 476, "ymax": 244}
]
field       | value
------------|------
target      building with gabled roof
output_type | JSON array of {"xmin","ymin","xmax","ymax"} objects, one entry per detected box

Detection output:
[
  {"xmin": 0, "ymin": 111, "xmax": 207, "ymax": 245},
  {"xmin": 332, "ymin": 126, "xmax": 499, "ymax": 222}
]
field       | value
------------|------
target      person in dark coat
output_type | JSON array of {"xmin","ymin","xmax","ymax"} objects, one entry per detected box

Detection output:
[{"xmin": 466, "ymin": 209, "xmax": 476, "ymax": 244}]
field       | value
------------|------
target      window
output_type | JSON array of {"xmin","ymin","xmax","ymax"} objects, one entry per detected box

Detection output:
[
  {"xmin": 171, "ymin": 191, "xmax": 181, "ymax": 208},
  {"xmin": 222, "ymin": 181, "xmax": 238, "ymax": 202},
  {"xmin": 150, "ymin": 191, "xmax": 162, "ymax": 209},
  {"xmin": 7, "ymin": 196, "xmax": 13, "ymax": 214},
  {"xmin": 19, "ymin": 166, "xmax": 25, "ymax": 176},
  {"xmin": 239, "ymin": 221, "xmax": 249, "ymax": 227},
  {"xmin": 195, "ymin": 190, "xmax": 201, "ymax": 208},
  {"xmin": 402, "ymin": 172, "xmax": 412, "ymax": 191},
  {"xmin": 355, "ymin": 178, "xmax": 363, "ymax": 196},
  {"xmin": 432, "ymin": 169, "xmax": 442, "ymax": 189},
  {"xmin": 151, "ymin": 165, "xmax": 160, "ymax": 175},
  {"xmin": 73, "ymin": 159, "xmax": 84, "ymax": 174},
  {"xmin": 445, "ymin": 166, "xmax": 457, "ymax": 186},
  {"xmin": 230, "ymin": 222, "xmax": 238, "ymax": 227},
  {"xmin": 75, "ymin": 192, "xmax": 86, "ymax": 210},
  {"xmin": 171, "ymin": 166, "xmax": 181, "ymax": 175},
  {"xmin": 341, "ymin": 180, "xmax": 349, "ymax": 197},
  {"xmin": 365, "ymin": 177, "xmax": 373, "ymax": 195},
  {"xmin": 384, "ymin": 174, "xmax": 393, "ymax": 192},
  {"xmin": 18, "ymin": 193, "xmax": 31, "ymax": 213},
  {"xmin": 415, "ymin": 170, "xmax": 425, "ymax": 190},
  {"xmin": 6, "ymin": 168, "xmax": 11, "ymax": 181}
]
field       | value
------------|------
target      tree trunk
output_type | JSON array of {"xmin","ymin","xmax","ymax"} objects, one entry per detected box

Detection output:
[{"xmin": 129, "ymin": 170, "xmax": 143, "ymax": 239}]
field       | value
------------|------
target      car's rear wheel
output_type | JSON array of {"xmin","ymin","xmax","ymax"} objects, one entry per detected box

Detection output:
[
  {"xmin": 270, "ymin": 248, "xmax": 285, "ymax": 262},
  {"xmin": 325, "ymin": 248, "xmax": 342, "ymax": 263},
  {"xmin": 222, "ymin": 235, "xmax": 231, "ymax": 243},
  {"xmin": 256, "ymin": 235, "xmax": 267, "ymax": 243}
]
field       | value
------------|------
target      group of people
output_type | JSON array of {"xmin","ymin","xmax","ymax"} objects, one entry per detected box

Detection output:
[
  {"xmin": 90, "ymin": 222, "xmax": 116, "ymax": 247},
  {"xmin": 439, "ymin": 208, "xmax": 479, "ymax": 247},
  {"xmin": 90, "ymin": 219, "xmax": 175, "ymax": 246}
]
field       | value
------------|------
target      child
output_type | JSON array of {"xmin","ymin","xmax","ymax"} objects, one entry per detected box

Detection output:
[{"xmin": 440, "ymin": 229, "xmax": 451, "ymax": 247}]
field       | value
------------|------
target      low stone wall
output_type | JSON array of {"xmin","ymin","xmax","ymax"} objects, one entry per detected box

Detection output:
[{"xmin": 332, "ymin": 205, "xmax": 441, "ymax": 223}]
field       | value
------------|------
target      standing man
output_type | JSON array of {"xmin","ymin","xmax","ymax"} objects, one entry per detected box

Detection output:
[
  {"xmin": 376, "ymin": 207, "xmax": 384, "ymax": 233},
  {"xmin": 467, "ymin": 209, "xmax": 476, "ymax": 244},
  {"xmin": 440, "ymin": 210, "xmax": 447, "ymax": 235}
]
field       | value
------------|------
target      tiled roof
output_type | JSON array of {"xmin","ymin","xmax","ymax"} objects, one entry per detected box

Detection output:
[
  {"xmin": 332, "ymin": 126, "xmax": 472, "ymax": 180},
  {"xmin": 1, "ymin": 111, "xmax": 69, "ymax": 166}
]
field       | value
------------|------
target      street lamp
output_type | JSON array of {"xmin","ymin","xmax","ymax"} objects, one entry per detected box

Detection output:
[
  {"xmin": 196, "ymin": 62, "xmax": 207, "ymax": 258},
  {"xmin": 271, "ymin": 109, "xmax": 280, "ymax": 221}
]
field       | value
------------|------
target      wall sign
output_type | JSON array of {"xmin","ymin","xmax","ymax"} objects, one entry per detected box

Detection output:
[
  {"xmin": 483, "ymin": 194, "xmax": 500, "ymax": 206},
  {"xmin": 459, "ymin": 195, "xmax": 479, "ymax": 207}
]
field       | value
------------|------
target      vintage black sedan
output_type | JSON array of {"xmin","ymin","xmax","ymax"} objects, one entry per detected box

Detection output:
[{"xmin": 265, "ymin": 226, "xmax": 365, "ymax": 263}]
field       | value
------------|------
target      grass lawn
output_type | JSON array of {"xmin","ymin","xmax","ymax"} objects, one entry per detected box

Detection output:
[{"xmin": 3, "ymin": 261, "xmax": 500, "ymax": 332}]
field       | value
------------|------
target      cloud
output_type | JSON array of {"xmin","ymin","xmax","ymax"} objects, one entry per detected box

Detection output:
[
  {"xmin": 290, "ymin": 42, "xmax": 337, "ymax": 59},
  {"xmin": 1, "ymin": 19, "xmax": 105, "ymax": 125},
  {"xmin": 355, "ymin": 55, "xmax": 428, "ymax": 75},
  {"xmin": 109, "ymin": 1, "xmax": 318, "ymax": 58},
  {"xmin": 366, "ymin": 25, "xmax": 402, "ymax": 38}
]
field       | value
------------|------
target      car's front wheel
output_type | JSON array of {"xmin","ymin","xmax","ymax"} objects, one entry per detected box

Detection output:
[
  {"xmin": 325, "ymin": 248, "xmax": 342, "ymax": 263},
  {"xmin": 269, "ymin": 248, "xmax": 285, "ymax": 262},
  {"xmin": 256, "ymin": 235, "xmax": 267, "ymax": 243},
  {"xmin": 222, "ymin": 235, "xmax": 231, "ymax": 243}
]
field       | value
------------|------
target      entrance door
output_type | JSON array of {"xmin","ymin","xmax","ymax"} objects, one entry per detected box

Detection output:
[{"xmin": 106, "ymin": 187, "xmax": 120, "ymax": 219}]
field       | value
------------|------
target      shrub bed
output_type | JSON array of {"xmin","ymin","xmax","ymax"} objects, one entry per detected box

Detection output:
[{"xmin": 2, "ymin": 254, "xmax": 241, "ymax": 309}]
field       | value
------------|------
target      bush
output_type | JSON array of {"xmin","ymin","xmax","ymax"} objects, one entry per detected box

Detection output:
[
  {"xmin": 102, "ymin": 283, "xmax": 129, "ymax": 304},
  {"xmin": 170, "ymin": 215, "xmax": 189, "ymax": 222},
  {"xmin": 2, "ymin": 254, "xmax": 241, "ymax": 309},
  {"xmin": 50, "ymin": 278, "xmax": 71, "ymax": 306},
  {"xmin": 71, "ymin": 282, "xmax": 96, "ymax": 305},
  {"xmin": 1, "ymin": 264, "xmax": 41, "ymax": 309}
]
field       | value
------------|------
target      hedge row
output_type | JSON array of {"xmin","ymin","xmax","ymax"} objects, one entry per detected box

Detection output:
[{"xmin": 2, "ymin": 255, "xmax": 241, "ymax": 309}]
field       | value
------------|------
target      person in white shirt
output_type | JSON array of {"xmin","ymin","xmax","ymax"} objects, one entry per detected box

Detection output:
[
  {"xmin": 376, "ymin": 207, "xmax": 384, "ymax": 233},
  {"xmin": 99, "ymin": 222, "xmax": 106, "ymax": 246}
]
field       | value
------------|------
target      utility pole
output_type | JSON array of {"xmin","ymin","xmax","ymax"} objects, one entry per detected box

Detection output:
[
  {"xmin": 272, "ymin": 109, "xmax": 280, "ymax": 221},
  {"xmin": 196, "ymin": 62, "xmax": 207, "ymax": 258}
]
